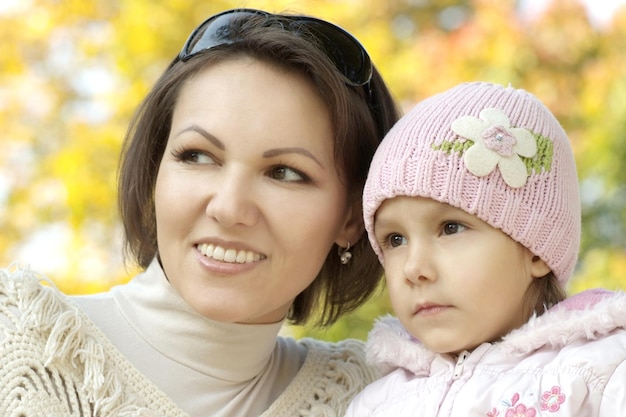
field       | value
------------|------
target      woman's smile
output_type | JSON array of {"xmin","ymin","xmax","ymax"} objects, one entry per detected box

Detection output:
[{"xmin": 196, "ymin": 243, "xmax": 265, "ymax": 264}]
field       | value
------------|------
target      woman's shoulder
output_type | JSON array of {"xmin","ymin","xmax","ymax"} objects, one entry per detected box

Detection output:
[
  {"xmin": 0, "ymin": 266, "xmax": 187, "ymax": 417},
  {"xmin": 262, "ymin": 337, "xmax": 378, "ymax": 417},
  {"xmin": 298, "ymin": 336, "xmax": 368, "ymax": 359},
  {"xmin": 299, "ymin": 337, "xmax": 381, "ymax": 380},
  {"xmin": 0, "ymin": 265, "xmax": 65, "ymax": 333}
]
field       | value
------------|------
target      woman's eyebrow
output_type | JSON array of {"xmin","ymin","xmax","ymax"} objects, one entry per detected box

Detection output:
[
  {"xmin": 175, "ymin": 125, "xmax": 225, "ymax": 150},
  {"xmin": 263, "ymin": 148, "xmax": 323, "ymax": 167},
  {"xmin": 174, "ymin": 127, "xmax": 323, "ymax": 168}
]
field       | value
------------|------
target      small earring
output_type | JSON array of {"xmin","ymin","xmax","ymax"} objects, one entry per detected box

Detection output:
[{"xmin": 338, "ymin": 242, "xmax": 352, "ymax": 265}]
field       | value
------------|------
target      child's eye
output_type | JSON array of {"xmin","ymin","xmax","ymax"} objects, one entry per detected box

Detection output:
[
  {"xmin": 387, "ymin": 233, "xmax": 407, "ymax": 248},
  {"xmin": 268, "ymin": 165, "xmax": 309, "ymax": 183},
  {"xmin": 442, "ymin": 222, "xmax": 466, "ymax": 235}
]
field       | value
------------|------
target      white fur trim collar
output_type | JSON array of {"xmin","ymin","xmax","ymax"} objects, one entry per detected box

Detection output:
[{"xmin": 366, "ymin": 289, "xmax": 626, "ymax": 376}]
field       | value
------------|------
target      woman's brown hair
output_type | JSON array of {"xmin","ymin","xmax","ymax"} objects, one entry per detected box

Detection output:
[{"xmin": 118, "ymin": 16, "xmax": 400, "ymax": 326}]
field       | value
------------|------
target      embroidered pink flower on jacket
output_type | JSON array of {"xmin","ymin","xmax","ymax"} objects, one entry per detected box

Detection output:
[
  {"xmin": 486, "ymin": 407, "xmax": 500, "ymax": 417},
  {"xmin": 451, "ymin": 108, "xmax": 537, "ymax": 188},
  {"xmin": 505, "ymin": 403, "xmax": 537, "ymax": 417},
  {"xmin": 540, "ymin": 386, "xmax": 566, "ymax": 412}
]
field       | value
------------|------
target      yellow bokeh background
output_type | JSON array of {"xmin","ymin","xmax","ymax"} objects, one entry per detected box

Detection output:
[{"xmin": 1, "ymin": 0, "xmax": 624, "ymax": 340}]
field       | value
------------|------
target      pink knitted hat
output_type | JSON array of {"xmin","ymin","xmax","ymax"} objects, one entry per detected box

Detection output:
[{"xmin": 363, "ymin": 82, "xmax": 580, "ymax": 284}]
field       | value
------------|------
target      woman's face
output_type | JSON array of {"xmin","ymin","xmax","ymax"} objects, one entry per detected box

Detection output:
[{"xmin": 154, "ymin": 57, "xmax": 361, "ymax": 324}]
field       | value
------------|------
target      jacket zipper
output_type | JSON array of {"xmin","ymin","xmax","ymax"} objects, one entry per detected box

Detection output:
[{"xmin": 452, "ymin": 350, "xmax": 470, "ymax": 379}]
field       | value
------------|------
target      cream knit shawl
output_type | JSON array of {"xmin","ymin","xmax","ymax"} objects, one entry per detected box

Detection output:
[
  {"xmin": 0, "ymin": 266, "xmax": 187, "ymax": 417},
  {"xmin": 0, "ymin": 266, "xmax": 379, "ymax": 417}
]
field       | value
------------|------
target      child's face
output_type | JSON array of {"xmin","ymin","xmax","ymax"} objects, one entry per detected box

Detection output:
[{"xmin": 373, "ymin": 196, "xmax": 550, "ymax": 355}]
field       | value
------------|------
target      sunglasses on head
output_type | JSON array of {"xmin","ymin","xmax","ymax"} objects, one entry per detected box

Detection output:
[{"xmin": 178, "ymin": 8, "xmax": 373, "ymax": 88}]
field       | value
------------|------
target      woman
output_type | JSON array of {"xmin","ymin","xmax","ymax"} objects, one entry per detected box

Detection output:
[{"xmin": 0, "ymin": 8, "xmax": 400, "ymax": 417}]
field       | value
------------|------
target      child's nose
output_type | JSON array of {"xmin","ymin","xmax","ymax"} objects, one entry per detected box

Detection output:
[{"xmin": 403, "ymin": 244, "xmax": 437, "ymax": 285}]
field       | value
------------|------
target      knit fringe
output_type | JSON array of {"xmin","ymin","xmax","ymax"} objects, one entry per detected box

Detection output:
[
  {"xmin": 1, "ymin": 265, "xmax": 160, "ymax": 417},
  {"xmin": 299, "ymin": 338, "xmax": 378, "ymax": 417}
]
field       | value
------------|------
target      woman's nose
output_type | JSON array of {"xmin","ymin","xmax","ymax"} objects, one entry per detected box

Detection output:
[{"xmin": 205, "ymin": 171, "xmax": 259, "ymax": 228}]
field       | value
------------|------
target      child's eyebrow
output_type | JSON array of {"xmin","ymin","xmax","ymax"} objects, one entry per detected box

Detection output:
[{"xmin": 373, "ymin": 216, "xmax": 395, "ymax": 229}]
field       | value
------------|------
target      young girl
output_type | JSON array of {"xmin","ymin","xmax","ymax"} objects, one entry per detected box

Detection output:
[{"xmin": 346, "ymin": 82, "xmax": 626, "ymax": 416}]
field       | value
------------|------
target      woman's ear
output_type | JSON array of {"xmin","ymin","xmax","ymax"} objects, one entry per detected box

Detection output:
[{"xmin": 335, "ymin": 200, "xmax": 365, "ymax": 247}]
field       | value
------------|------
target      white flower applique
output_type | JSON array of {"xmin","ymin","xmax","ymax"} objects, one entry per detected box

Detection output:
[{"xmin": 451, "ymin": 108, "xmax": 538, "ymax": 188}]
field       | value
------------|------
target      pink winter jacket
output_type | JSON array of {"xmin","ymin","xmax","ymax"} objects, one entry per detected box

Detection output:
[{"xmin": 345, "ymin": 289, "xmax": 626, "ymax": 416}]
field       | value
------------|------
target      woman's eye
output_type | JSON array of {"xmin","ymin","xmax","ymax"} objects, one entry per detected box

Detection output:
[
  {"xmin": 442, "ymin": 222, "xmax": 466, "ymax": 235},
  {"xmin": 268, "ymin": 166, "xmax": 307, "ymax": 182},
  {"xmin": 388, "ymin": 233, "xmax": 406, "ymax": 248},
  {"xmin": 175, "ymin": 149, "xmax": 216, "ymax": 165}
]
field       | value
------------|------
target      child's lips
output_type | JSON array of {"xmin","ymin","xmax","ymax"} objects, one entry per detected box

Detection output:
[{"xmin": 414, "ymin": 302, "xmax": 450, "ymax": 316}]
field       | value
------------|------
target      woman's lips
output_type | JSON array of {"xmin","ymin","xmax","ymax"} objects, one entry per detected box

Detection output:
[{"xmin": 197, "ymin": 243, "xmax": 264, "ymax": 264}]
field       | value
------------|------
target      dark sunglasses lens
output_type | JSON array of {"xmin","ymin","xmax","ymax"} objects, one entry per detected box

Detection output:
[
  {"xmin": 299, "ymin": 20, "xmax": 372, "ymax": 86},
  {"xmin": 180, "ymin": 10, "xmax": 372, "ymax": 86},
  {"xmin": 182, "ymin": 10, "xmax": 261, "ymax": 58}
]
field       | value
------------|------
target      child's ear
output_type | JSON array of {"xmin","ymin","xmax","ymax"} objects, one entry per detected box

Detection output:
[
  {"xmin": 530, "ymin": 255, "xmax": 552, "ymax": 278},
  {"xmin": 335, "ymin": 200, "xmax": 365, "ymax": 247}
]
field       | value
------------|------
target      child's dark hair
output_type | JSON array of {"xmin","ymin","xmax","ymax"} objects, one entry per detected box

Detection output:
[{"xmin": 524, "ymin": 272, "xmax": 567, "ymax": 319}]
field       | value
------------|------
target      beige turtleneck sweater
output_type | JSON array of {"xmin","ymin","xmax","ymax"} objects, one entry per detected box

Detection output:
[
  {"xmin": 72, "ymin": 259, "xmax": 303, "ymax": 416},
  {"xmin": 67, "ymin": 259, "xmax": 378, "ymax": 417}
]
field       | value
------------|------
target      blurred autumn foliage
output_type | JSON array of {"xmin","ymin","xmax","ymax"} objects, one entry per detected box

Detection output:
[{"xmin": 1, "ymin": 0, "xmax": 625, "ymax": 340}]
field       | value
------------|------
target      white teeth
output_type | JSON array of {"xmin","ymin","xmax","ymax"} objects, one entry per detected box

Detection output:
[
  {"xmin": 198, "ymin": 243, "xmax": 262, "ymax": 264},
  {"xmin": 236, "ymin": 251, "xmax": 247, "ymax": 263},
  {"xmin": 213, "ymin": 246, "xmax": 225, "ymax": 261},
  {"xmin": 224, "ymin": 249, "xmax": 237, "ymax": 263}
]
